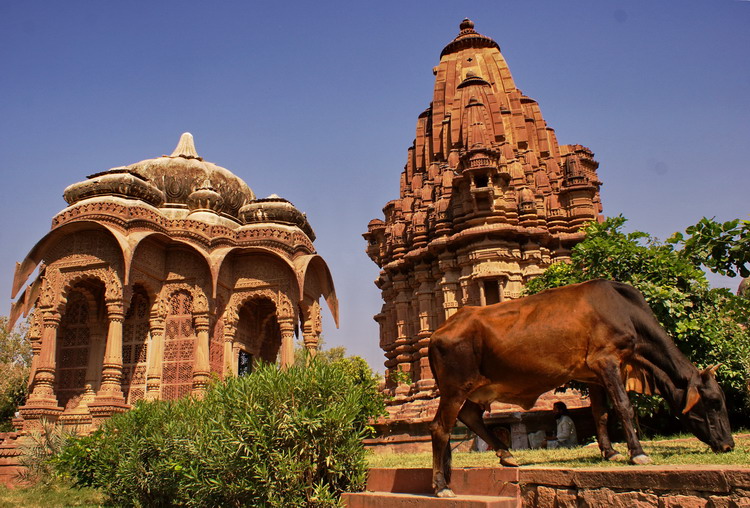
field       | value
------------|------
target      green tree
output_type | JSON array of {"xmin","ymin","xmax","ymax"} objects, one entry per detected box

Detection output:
[
  {"xmin": 526, "ymin": 216, "xmax": 750, "ymax": 423},
  {"xmin": 0, "ymin": 316, "xmax": 31, "ymax": 431}
]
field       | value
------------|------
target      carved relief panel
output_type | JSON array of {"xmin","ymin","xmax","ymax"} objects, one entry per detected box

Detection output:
[
  {"xmin": 122, "ymin": 286, "xmax": 150, "ymax": 405},
  {"xmin": 162, "ymin": 289, "xmax": 195, "ymax": 400},
  {"xmin": 57, "ymin": 289, "xmax": 95, "ymax": 410}
]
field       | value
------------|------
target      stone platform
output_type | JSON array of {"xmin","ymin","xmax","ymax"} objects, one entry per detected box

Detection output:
[{"xmin": 343, "ymin": 466, "xmax": 750, "ymax": 507}]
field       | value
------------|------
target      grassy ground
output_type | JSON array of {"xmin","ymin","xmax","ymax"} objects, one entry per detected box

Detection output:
[
  {"xmin": 367, "ymin": 433, "xmax": 750, "ymax": 469},
  {"xmin": 0, "ymin": 482, "xmax": 105, "ymax": 508}
]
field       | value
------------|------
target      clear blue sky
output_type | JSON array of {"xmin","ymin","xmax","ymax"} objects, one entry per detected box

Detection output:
[{"xmin": 1, "ymin": 1, "xmax": 747, "ymax": 372}]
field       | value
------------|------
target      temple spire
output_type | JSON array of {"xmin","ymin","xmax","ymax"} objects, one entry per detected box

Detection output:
[{"xmin": 170, "ymin": 132, "xmax": 201, "ymax": 159}]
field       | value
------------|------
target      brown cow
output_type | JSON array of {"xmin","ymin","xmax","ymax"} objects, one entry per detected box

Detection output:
[{"xmin": 429, "ymin": 279, "xmax": 734, "ymax": 498}]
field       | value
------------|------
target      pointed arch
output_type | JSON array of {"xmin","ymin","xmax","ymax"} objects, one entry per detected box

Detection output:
[
  {"xmin": 293, "ymin": 254, "xmax": 339, "ymax": 327},
  {"xmin": 12, "ymin": 221, "xmax": 128, "ymax": 299}
]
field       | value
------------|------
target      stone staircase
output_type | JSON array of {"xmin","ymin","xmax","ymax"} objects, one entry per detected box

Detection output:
[{"xmin": 342, "ymin": 468, "xmax": 520, "ymax": 508}]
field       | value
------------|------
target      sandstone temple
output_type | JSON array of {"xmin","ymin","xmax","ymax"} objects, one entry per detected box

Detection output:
[
  {"xmin": 8, "ymin": 133, "xmax": 337, "ymax": 431},
  {"xmin": 364, "ymin": 20, "xmax": 602, "ymax": 432}
]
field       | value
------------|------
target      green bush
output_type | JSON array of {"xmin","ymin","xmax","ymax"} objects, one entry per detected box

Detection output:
[{"xmin": 55, "ymin": 359, "xmax": 385, "ymax": 507}]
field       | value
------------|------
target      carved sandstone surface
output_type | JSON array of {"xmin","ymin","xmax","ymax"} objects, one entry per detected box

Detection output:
[
  {"xmin": 364, "ymin": 20, "xmax": 602, "ymax": 421},
  {"xmin": 9, "ymin": 133, "xmax": 337, "ymax": 432}
]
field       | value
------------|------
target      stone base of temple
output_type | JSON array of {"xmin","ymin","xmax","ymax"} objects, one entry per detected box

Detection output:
[
  {"xmin": 366, "ymin": 388, "xmax": 594, "ymax": 454},
  {"xmin": 88, "ymin": 399, "xmax": 131, "ymax": 429},
  {"xmin": 17, "ymin": 404, "xmax": 64, "ymax": 432}
]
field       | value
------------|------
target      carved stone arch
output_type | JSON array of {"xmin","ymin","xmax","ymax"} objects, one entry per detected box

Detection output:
[
  {"xmin": 229, "ymin": 290, "xmax": 282, "ymax": 366},
  {"xmin": 218, "ymin": 247, "xmax": 300, "ymax": 297},
  {"xmin": 12, "ymin": 221, "xmax": 127, "ymax": 300},
  {"xmin": 60, "ymin": 266, "xmax": 122, "ymax": 312},
  {"xmin": 155, "ymin": 282, "xmax": 209, "ymax": 319},
  {"xmin": 126, "ymin": 273, "xmax": 161, "ymax": 318},
  {"xmin": 293, "ymin": 254, "xmax": 339, "ymax": 327},
  {"xmin": 277, "ymin": 292, "xmax": 296, "ymax": 322}
]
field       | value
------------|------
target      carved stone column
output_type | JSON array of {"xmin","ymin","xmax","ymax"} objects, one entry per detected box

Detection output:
[
  {"xmin": 301, "ymin": 301, "xmax": 321, "ymax": 357},
  {"xmin": 279, "ymin": 319, "xmax": 295, "ymax": 368},
  {"xmin": 438, "ymin": 255, "xmax": 460, "ymax": 320},
  {"xmin": 192, "ymin": 313, "xmax": 211, "ymax": 396},
  {"xmin": 90, "ymin": 300, "xmax": 128, "ymax": 422},
  {"xmin": 414, "ymin": 266, "xmax": 436, "ymax": 393},
  {"xmin": 20, "ymin": 310, "xmax": 64, "ymax": 427},
  {"xmin": 145, "ymin": 316, "xmax": 165, "ymax": 400},
  {"xmin": 223, "ymin": 306, "xmax": 238, "ymax": 376}
]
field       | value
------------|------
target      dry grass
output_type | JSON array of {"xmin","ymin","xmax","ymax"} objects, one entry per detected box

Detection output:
[
  {"xmin": 0, "ymin": 483, "xmax": 105, "ymax": 508},
  {"xmin": 367, "ymin": 433, "xmax": 750, "ymax": 469}
]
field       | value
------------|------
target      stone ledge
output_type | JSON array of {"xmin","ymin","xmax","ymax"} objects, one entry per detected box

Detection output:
[
  {"xmin": 519, "ymin": 465, "xmax": 748, "ymax": 493},
  {"xmin": 362, "ymin": 466, "xmax": 750, "ymax": 501},
  {"xmin": 342, "ymin": 492, "xmax": 518, "ymax": 508}
]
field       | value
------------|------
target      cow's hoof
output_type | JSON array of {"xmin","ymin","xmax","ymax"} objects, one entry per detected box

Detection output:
[
  {"xmin": 630, "ymin": 454, "xmax": 653, "ymax": 465},
  {"xmin": 606, "ymin": 453, "xmax": 626, "ymax": 462},
  {"xmin": 436, "ymin": 488, "xmax": 456, "ymax": 498},
  {"xmin": 500, "ymin": 456, "xmax": 519, "ymax": 467}
]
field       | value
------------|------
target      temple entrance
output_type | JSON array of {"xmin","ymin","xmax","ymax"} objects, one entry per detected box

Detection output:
[
  {"xmin": 236, "ymin": 297, "xmax": 280, "ymax": 368},
  {"xmin": 122, "ymin": 285, "xmax": 150, "ymax": 404},
  {"xmin": 57, "ymin": 280, "xmax": 105, "ymax": 410}
]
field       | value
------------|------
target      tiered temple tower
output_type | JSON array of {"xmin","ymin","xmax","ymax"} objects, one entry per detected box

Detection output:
[
  {"xmin": 9, "ymin": 133, "xmax": 337, "ymax": 431},
  {"xmin": 364, "ymin": 20, "xmax": 602, "ymax": 422}
]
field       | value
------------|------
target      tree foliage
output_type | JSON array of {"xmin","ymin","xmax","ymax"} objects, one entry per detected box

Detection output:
[
  {"xmin": 0, "ymin": 316, "xmax": 31, "ymax": 432},
  {"xmin": 526, "ymin": 216, "xmax": 750, "ymax": 422},
  {"xmin": 55, "ymin": 358, "xmax": 385, "ymax": 507}
]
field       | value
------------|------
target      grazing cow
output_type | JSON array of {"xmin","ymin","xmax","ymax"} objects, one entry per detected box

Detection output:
[{"xmin": 429, "ymin": 279, "xmax": 734, "ymax": 498}]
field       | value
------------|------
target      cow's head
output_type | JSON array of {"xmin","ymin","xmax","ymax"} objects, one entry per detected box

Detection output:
[{"xmin": 681, "ymin": 365, "xmax": 734, "ymax": 453}]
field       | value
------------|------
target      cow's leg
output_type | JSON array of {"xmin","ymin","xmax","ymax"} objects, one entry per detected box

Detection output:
[
  {"xmin": 597, "ymin": 362, "xmax": 651, "ymax": 464},
  {"xmin": 430, "ymin": 391, "xmax": 467, "ymax": 498},
  {"xmin": 458, "ymin": 400, "xmax": 518, "ymax": 466},
  {"xmin": 588, "ymin": 383, "xmax": 624, "ymax": 461}
]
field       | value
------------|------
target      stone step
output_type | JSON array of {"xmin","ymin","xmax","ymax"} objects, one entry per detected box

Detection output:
[
  {"xmin": 365, "ymin": 468, "xmax": 520, "ymax": 497},
  {"xmin": 342, "ymin": 491, "xmax": 518, "ymax": 508}
]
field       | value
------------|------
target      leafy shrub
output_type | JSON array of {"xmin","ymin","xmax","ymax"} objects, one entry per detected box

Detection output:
[
  {"xmin": 0, "ymin": 316, "xmax": 31, "ymax": 432},
  {"xmin": 18, "ymin": 419, "xmax": 78, "ymax": 485},
  {"xmin": 55, "ymin": 359, "xmax": 385, "ymax": 507}
]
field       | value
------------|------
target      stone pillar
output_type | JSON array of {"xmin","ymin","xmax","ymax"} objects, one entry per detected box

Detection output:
[
  {"xmin": 301, "ymin": 301, "xmax": 321, "ymax": 357},
  {"xmin": 90, "ymin": 300, "xmax": 128, "ymax": 422},
  {"xmin": 145, "ymin": 316, "xmax": 165, "ymax": 401},
  {"xmin": 279, "ymin": 319, "xmax": 295, "ymax": 368},
  {"xmin": 192, "ymin": 313, "xmax": 211, "ymax": 396},
  {"xmin": 223, "ymin": 325, "xmax": 237, "ymax": 376},
  {"xmin": 414, "ymin": 266, "xmax": 436, "ymax": 394},
  {"xmin": 439, "ymin": 256, "xmax": 460, "ymax": 320},
  {"xmin": 21, "ymin": 310, "xmax": 64, "ymax": 426}
]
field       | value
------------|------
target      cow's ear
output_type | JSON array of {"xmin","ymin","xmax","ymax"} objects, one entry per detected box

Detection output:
[
  {"xmin": 700, "ymin": 364, "xmax": 721, "ymax": 380},
  {"xmin": 682, "ymin": 385, "xmax": 701, "ymax": 414}
]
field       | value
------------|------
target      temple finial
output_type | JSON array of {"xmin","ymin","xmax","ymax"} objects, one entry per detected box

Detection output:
[
  {"xmin": 460, "ymin": 18, "xmax": 475, "ymax": 32},
  {"xmin": 170, "ymin": 132, "xmax": 200, "ymax": 159}
]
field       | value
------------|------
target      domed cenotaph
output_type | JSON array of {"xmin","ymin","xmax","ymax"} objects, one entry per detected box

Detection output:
[
  {"xmin": 364, "ymin": 20, "xmax": 603, "ymax": 438},
  {"xmin": 9, "ymin": 133, "xmax": 337, "ymax": 431}
]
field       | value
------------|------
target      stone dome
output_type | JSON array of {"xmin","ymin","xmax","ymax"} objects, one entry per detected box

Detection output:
[
  {"xmin": 125, "ymin": 133, "xmax": 255, "ymax": 220},
  {"xmin": 240, "ymin": 195, "xmax": 316, "ymax": 241}
]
